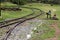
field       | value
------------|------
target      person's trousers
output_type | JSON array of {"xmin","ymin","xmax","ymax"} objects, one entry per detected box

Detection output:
[{"xmin": 47, "ymin": 14, "xmax": 51, "ymax": 19}]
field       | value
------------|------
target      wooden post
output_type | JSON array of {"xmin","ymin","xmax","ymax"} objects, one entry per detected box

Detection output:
[
  {"xmin": 0, "ymin": 10, "xmax": 2, "ymax": 18},
  {"xmin": 0, "ymin": 3, "xmax": 1, "ymax": 16},
  {"xmin": 0, "ymin": 10, "xmax": 1, "ymax": 16},
  {"xmin": 18, "ymin": 0, "xmax": 19, "ymax": 8}
]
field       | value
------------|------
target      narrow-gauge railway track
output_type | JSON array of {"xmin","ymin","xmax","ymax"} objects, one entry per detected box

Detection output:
[
  {"xmin": 0, "ymin": 7, "xmax": 34, "ymax": 28},
  {"xmin": 0, "ymin": 7, "xmax": 45, "ymax": 40},
  {"xmin": 0, "ymin": 14, "xmax": 34, "ymax": 28},
  {"xmin": 0, "ymin": 7, "xmax": 44, "ymax": 28},
  {"xmin": 2, "ymin": 13, "xmax": 43, "ymax": 40}
]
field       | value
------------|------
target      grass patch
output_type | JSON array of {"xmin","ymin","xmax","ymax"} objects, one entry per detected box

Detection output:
[
  {"xmin": 40, "ymin": 29, "xmax": 55, "ymax": 39},
  {"xmin": 23, "ymin": 3, "xmax": 60, "ymax": 29},
  {"xmin": 0, "ymin": 28, "xmax": 8, "ymax": 38},
  {"xmin": 0, "ymin": 2, "xmax": 60, "ymax": 40},
  {"xmin": 23, "ymin": 3, "xmax": 60, "ymax": 20},
  {"xmin": 0, "ymin": 8, "xmax": 32, "ymax": 21},
  {"xmin": 58, "ymin": 35, "xmax": 60, "ymax": 40},
  {"xmin": 30, "ymin": 21, "xmax": 55, "ymax": 40},
  {"xmin": 1, "ymin": 2, "xmax": 17, "ymax": 8}
]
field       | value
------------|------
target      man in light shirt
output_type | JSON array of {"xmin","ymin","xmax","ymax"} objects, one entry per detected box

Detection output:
[{"xmin": 46, "ymin": 10, "xmax": 51, "ymax": 19}]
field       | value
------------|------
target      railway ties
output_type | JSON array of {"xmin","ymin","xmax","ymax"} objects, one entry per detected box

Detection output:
[
  {"xmin": 0, "ymin": 19, "xmax": 25, "ymax": 28},
  {"xmin": 0, "ymin": 7, "xmax": 44, "ymax": 28},
  {"xmin": 1, "ymin": 11, "xmax": 43, "ymax": 40},
  {"xmin": 0, "ymin": 13, "xmax": 34, "ymax": 28},
  {"xmin": 0, "ymin": 11, "xmax": 42, "ymax": 28},
  {"xmin": 0, "ymin": 7, "xmax": 45, "ymax": 40}
]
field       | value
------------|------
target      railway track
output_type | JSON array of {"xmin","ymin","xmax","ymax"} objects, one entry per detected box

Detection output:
[
  {"xmin": 0, "ymin": 7, "xmax": 34, "ymax": 28},
  {"xmin": 0, "ymin": 7, "xmax": 44, "ymax": 28},
  {"xmin": 0, "ymin": 13, "xmax": 34, "ymax": 28},
  {"xmin": 0, "ymin": 7, "xmax": 45, "ymax": 40}
]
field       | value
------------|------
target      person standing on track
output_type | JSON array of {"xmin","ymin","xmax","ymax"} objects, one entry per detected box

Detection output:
[
  {"xmin": 46, "ymin": 10, "xmax": 51, "ymax": 19},
  {"xmin": 48, "ymin": 10, "xmax": 51, "ymax": 19}
]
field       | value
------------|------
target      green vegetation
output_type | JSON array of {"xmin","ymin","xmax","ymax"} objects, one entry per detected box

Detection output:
[
  {"xmin": 23, "ymin": 3, "xmax": 60, "ymax": 18},
  {"xmin": 30, "ymin": 21, "xmax": 55, "ymax": 40},
  {"xmin": 0, "ymin": 1, "xmax": 60, "ymax": 40},
  {"xmin": 1, "ymin": 0, "xmax": 60, "ymax": 4},
  {"xmin": 1, "ymin": 2, "xmax": 17, "ymax": 8},
  {"xmin": 58, "ymin": 35, "xmax": 60, "ymax": 40},
  {"xmin": 0, "ymin": 28, "xmax": 8, "ymax": 37},
  {"xmin": 0, "ymin": 8, "xmax": 32, "ymax": 21},
  {"xmin": 0, "ymin": 2, "xmax": 33, "ymax": 21},
  {"xmin": 30, "ymin": 20, "xmax": 60, "ymax": 40},
  {"xmin": 1, "ymin": 2, "xmax": 60, "ymax": 20},
  {"xmin": 22, "ymin": 3, "xmax": 60, "ymax": 40}
]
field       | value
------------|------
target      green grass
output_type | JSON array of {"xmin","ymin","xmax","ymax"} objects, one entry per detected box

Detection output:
[
  {"xmin": 40, "ymin": 29, "xmax": 55, "ymax": 40},
  {"xmin": 0, "ymin": 8, "xmax": 33, "ymax": 21},
  {"xmin": 1, "ymin": 2, "xmax": 17, "ymax": 8},
  {"xmin": 30, "ymin": 20, "xmax": 60, "ymax": 40},
  {"xmin": 0, "ymin": 28, "xmax": 8, "ymax": 38},
  {"xmin": 1, "ymin": 2, "xmax": 60, "ymax": 20},
  {"xmin": 58, "ymin": 35, "xmax": 60, "ymax": 40},
  {"xmin": 23, "ymin": 3, "xmax": 60, "ymax": 40},
  {"xmin": 0, "ymin": 2, "xmax": 34, "ymax": 21},
  {"xmin": 0, "ymin": 2, "xmax": 60, "ymax": 40},
  {"xmin": 23, "ymin": 3, "xmax": 60, "ymax": 20},
  {"xmin": 23, "ymin": 3, "xmax": 60, "ymax": 28},
  {"xmin": 30, "ymin": 21, "xmax": 55, "ymax": 40},
  {"xmin": 0, "ymin": 2, "xmax": 42, "ymax": 21}
]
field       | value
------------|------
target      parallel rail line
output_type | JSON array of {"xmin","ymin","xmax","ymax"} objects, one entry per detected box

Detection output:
[
  {"xmin": 0, "ymin": 7, "xmax": 44, "ymax": 28},
  {"xmin": 0, "ymin": 7, "xmax": 45, "ymax": 40},
  {"xmin": 2, "ymin": 11, "xmax": 43, "ymax": 40}
]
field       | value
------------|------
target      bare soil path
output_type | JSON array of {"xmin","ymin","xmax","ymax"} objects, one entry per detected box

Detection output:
[{"xmin": 46, "ymin": 22, "xmax": 60, "ymax": 40}]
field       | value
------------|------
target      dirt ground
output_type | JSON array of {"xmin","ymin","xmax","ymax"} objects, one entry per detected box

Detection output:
[{"xmin": 46, "ymin": 22, "xmax": 60, "ymax": 40}]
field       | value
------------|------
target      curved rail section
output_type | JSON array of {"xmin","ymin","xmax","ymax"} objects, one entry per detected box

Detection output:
[
  {"xmin": 0, "ymin": 8, "xmax": 34, "ymax": 28},
  {"xmin": 0, "ymin": 7, "xmax": 45, "ymax": 40},
  {"xmin": 0, "ymin": 7, "xmax": 44, "ymax": 28}
]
